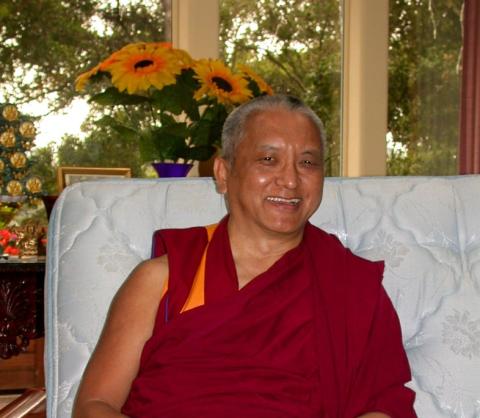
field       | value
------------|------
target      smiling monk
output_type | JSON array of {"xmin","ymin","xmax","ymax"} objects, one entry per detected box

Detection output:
[{"xmin": 73, "ymin": 95, "xmax": 416, "ymax": 418}]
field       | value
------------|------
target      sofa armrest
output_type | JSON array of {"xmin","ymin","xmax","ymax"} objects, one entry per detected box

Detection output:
[{"xmin": 0, "ymin": 389, "xmax": 46, "ymax": 418}]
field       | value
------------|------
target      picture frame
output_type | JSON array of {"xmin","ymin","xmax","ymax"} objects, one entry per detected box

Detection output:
[{"xmin": 57, "ymin": 166, "xmax": 132, "ymax": 192}]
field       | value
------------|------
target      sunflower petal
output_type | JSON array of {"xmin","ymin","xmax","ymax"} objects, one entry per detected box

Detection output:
[
  {"xmin": 238, "ymin": 64, "xmax": 273, "ymax": 95},
  {"xmin": 193, "ymin": 59, "xmax": 252, "ymax": 105}
]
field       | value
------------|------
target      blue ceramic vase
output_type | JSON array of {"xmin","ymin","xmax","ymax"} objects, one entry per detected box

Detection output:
[{"xmin": 151, "ymin": 162, "xmax": 193, "ymax": 178}]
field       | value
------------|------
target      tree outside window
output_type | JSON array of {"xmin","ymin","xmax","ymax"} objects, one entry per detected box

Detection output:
[
  {"xmin": 219, "ymin": 0, "xmax": 342, "ymax": 176},
  {"xmin": 388, "ymin": 0, "xmax": 463, "ymax": 175}
]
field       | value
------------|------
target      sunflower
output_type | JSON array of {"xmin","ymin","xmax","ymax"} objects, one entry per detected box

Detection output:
[
  {"xmin": 193, "ymin": 59, "xmax": 252, "ymax": 105},
  {"xmin": 153, "ymin": 42, "xmax": 173, "ymax": 50},
  {"xmin": 75, "ymin": 63, "xmax": 102, "ymax": 92},
  {"xmin": 171, "ymin": 48, "xmax": 194, "ymax": 69},
  {"xmin": 237, "ymin": 64, "xmax": 273, "ymax": 96},
  {"xmin": 105, "ymin": 42, "xmax": 184, "ymax": 94}
]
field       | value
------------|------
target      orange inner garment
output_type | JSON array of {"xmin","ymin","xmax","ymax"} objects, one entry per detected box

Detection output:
[{"xmin": 160, "ymin": 223, "xmax": 218, "ymax": 313}]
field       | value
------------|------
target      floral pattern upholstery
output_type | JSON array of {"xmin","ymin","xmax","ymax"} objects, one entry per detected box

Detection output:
[{"xmin": 46, "ymin": 176, "xmax": 480, "ymax": 417}]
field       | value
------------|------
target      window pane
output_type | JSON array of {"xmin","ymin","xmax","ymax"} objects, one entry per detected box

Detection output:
[
  {"xmin": 387, "ymin": 0, "xmax": 463, "ymax": 175},
  {"xmin": 219, "ymin": 0, "xmax": 342, "ymax": 176}
]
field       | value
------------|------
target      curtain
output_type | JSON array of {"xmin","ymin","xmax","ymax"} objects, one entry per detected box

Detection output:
[{"xmin": 459, "ymin": 0, "xmax": 480, "ymax": 174}]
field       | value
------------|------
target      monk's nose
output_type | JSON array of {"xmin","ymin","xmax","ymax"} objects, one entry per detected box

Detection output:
[{"xmin": 276, "ymin": 163, "xmax": 299, "ymax": 189}]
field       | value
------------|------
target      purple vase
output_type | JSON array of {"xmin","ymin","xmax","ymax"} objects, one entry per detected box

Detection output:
[{"xmin": 151, "ymin": 162, "xmax": 193, "ymax": 178}]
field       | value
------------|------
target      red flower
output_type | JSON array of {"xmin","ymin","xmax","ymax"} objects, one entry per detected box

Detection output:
[
  {"xmin": 5, "ymin": 246, "xmax": 19, "ymax": 255},
  {"xmin": 0, "ymin": 229, "xmax": 11, "ymax": 240},
  {"xmin": 0, "ymin": 228, "xmax": 19, "ymax": 254}
]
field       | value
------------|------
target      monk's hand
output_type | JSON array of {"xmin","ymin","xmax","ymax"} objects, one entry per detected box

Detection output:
[{"xmin": 357, "ymin": 413, "xmax": 391, "ymax": 418}]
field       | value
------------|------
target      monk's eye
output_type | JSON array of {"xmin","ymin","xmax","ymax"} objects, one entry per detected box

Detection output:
[
  {"xmin": 259, "ymin": 156, "xmax": 275, "ymax": 164},
  {"xmin": 300, "ymin": 159, "xmax": 321, "ymax": 168}
]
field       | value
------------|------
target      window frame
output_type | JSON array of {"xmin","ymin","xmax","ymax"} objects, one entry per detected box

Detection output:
[{"xmin": 172, "ymin": 0, "xmax": 389, "ymax": 177}]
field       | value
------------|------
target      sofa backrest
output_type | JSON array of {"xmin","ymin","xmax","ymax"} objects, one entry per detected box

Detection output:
[{"xmin": 45, "ymin": 176, "xmax": 480, "ymax": 417}]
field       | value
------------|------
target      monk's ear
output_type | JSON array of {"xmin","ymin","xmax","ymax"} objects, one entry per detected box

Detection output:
[{"xmin": 213, "ymin": 157, "xmax": 229, "ymax": 194}]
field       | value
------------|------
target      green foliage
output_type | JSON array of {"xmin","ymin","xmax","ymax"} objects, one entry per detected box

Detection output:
[
  {"xmin": 151, "ymin": 69, "xmax": 201, "ymax": 120},
  {"xmin": 0, "ymin": 0, "xmax": 170, "ymax": 109},
  {"xmin": 0, "ymin": 204, "xmax": 16, "ymax": 229},
  {"xmin": 387, "ymin": 0, "xmax": 462, "ymax": 175},
  {"xmin": 90, "ymin": 87, "xmax": 151, "ymax": 106},
  {"xmin": 220, "ymin": 0, "xmax": 462, "ymax": 176},
  {"xmin": 190, "ymin": 105, "xmax": 228, "ymax": 148},
  {"xmin": 2, "ymin": 0, "xmax": 463, "ymax": 177},
  {"xmin": 56, "ymin": 128, "xmax": 145, "ymax": 178},
  {"xmin": 29, "ymin": 144, "xmax": 57, "ymax": 195},
  {"xmin": 28, "ymin": 111, "xmax": 149, "ymax": 195},
  {"xmin": 219, "ymin": 0, "xmax": 342, "ymax": 176}
]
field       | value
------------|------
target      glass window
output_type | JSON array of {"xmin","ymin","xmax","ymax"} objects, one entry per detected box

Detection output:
[
  {"xmin": 387, "ymin": 0, "xmax": 464, "ymax": 175},
  {"xmin": 1, "ymin": 0, "xmax": 173, "ymax": 196},
  {"xmin": 219, "ymin": 0, "xmax": 342, "ymax": 176}
]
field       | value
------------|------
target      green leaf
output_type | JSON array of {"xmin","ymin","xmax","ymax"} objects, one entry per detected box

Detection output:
[
  {"xmin": 189, "ymin": 119, "xmax": 213, "ymax": 146},
  {"xmin": 139, "ymin": 130, "xmax": 183, "ymax": 162},
  {"xmin": 159, "ymin": 113, "xmax": 177, "ymax": 126},
  {"xmin": 189, "ymin": 104, "xmax": 226, "ymax": 147},
  {"xmin": 139, "ymin": 133, "xmax": 161, "ymax": 163},
  {"xmin": 111, "ymin": 125, "xmax": 138, "ymax": 141},
  {"xmin": 90, "ymin": 87, "xmax": 150, "ymax": 106},
  {"xmin": 158, "ymin": 136, "xmax": 189, "ymax": 161},
  {"xmin": 186, "ymin": 145, "xmax": 216, "ymax": 161},
  {"xmin": 94, "ymin": 116, "xmax": 139, "ymax": 141},
  {"xmin": 151, "ymin": 69, "xmax": 200, "ymax": 120},
  {"xmin": 95, "ymin": 115, "xmax": 119, "ymax": 127},
  {"xmin": 151, "ymin": 85, "xmax": 184, "ymax": 114},
  {"xmin": 161, "ymin": 122, "xmax": 189, "ymax": 138}
]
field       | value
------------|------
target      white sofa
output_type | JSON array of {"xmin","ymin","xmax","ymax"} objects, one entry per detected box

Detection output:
[{"xmin": 45, "ymin": 176, "xmax": 480, "ymax": 417}]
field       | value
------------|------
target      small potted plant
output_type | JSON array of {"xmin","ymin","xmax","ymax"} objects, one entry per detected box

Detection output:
[{"xmin": 76, "ymin": 42, "xmax": 273, "ymax": 177}]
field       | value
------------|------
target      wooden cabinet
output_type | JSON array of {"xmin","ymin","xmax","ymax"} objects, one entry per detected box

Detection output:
[
  {"xmin": 0, "ymin": 260, "xmax": 45, "ymax": 389},
  {"xmin": 0, "ymin": 338, "xmax": 44, "ymax": 389}
]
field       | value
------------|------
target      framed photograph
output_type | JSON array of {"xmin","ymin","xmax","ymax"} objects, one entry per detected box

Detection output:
[{"xmin": 57, "ymin": 166, "xmax": 132, "ymax": 192}]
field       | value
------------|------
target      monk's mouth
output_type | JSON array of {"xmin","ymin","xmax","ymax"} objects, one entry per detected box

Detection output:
[{"xmin": 266, "ymin": 196, "xmax": 301, "ymax": 206}]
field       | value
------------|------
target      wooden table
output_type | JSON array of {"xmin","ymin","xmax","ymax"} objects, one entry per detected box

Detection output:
[{"xmin": 0, "ymin": 259, "xmax": 45, "ymax": 360}]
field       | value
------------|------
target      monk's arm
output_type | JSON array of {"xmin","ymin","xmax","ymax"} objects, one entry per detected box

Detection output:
[
  {"xmin": 358, "ymin": 413, "xmax": 390, "ymax": 418},
  {"xmin": 73, "ymin": 256, "xmax": 169, "ymax": 418}
]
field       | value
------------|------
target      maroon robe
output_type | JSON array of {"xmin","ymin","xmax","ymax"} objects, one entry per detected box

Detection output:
[{"xmin": 122, "ymin": 217, "xmax": 416, "ymax": 417}]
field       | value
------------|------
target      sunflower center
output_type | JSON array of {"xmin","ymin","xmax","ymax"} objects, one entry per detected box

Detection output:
[
  {"xmin": 134, "ymin": 59, "xmax": 155, "ymax": 70},
  {"xmin": 212, "ymin": 76, "xmax": 233, "ymax": 92}
]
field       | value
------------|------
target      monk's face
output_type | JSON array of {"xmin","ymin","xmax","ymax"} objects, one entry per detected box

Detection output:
[{"xmin": 215, "ymin": 107, "xmax": 324, "ymax": 238}]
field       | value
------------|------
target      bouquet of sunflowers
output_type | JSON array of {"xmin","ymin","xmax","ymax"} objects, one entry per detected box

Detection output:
[{"xmin": 76, "ymin": 42, "xmax": 273, "ymax": 163}]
